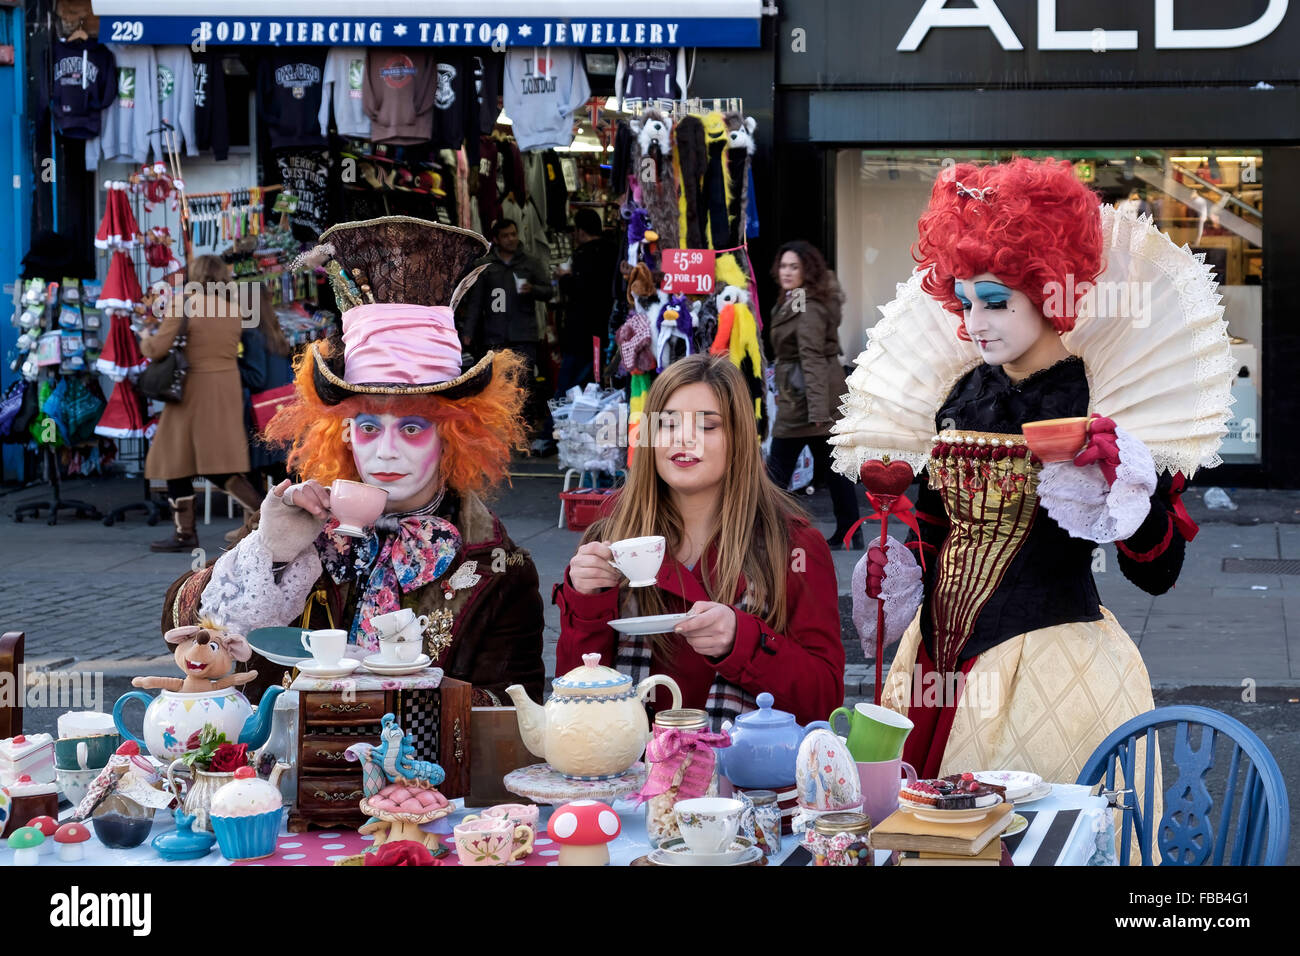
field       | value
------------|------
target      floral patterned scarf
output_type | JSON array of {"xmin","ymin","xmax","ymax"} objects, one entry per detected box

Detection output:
[{"xmin": 318, "ymin": 499, "xmax": 461, "ymax": 649}]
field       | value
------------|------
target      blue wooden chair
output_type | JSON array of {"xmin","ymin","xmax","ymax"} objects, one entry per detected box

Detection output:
[{"xmin": 1076, "ymin": 705, "xmax": 1289, "ymax": 866}]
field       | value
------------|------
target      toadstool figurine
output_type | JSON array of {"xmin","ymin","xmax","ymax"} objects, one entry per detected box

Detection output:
[
  {"xmin": 54, "ymin": 822, "xmax": 91, "ymax": 862},
  {"xmin": 547, "ymin": 800, "xmax": 621, "ymax": 866},
  {"xmin": 7, "ymin": 825, "xmax": 45, "ymax": 865},
  {"xmin": 26, "ymin": 815, "xmax": 58, "ymax": 856}
]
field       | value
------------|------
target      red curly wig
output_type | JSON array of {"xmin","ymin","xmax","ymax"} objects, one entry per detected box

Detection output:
[
  {"xmin": 263, "ymin": 342, "xmax": 529, "ymax": 500},
  {"xmin": 914, "ymin": 157, "xmax": 1104, "ymax": 334}
]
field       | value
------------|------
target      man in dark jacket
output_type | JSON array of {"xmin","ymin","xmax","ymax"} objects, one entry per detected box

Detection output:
[
  {"xmin": 555, "ymin": 209, "xmax": 618, "ymax": 394},
  {"xmin": 455, "ymin": 219, "xmax": 555, "ymax": 448}
]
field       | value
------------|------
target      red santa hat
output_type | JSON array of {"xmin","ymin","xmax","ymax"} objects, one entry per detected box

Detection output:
[
  {"xmin": 96, "ymin": 251, "xmax": 144, "ymax": 311},
  {"xmin": 94, "ymin": 378, "xmax": 147, "ymax": 439},
  {"xmin": 94, "ymin": 182, "xmax": 140, "ymax": 250},
  {"xmin": 94, "ymin": 311, "xmax": 148, "ymax": 381}
]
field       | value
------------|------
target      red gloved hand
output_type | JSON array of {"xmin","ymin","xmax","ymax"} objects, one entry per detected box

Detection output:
[
  {"xmin": 865, "ymin": 544, "xmax": 888, "ymax": 599},
  {"xmin": 1074, "ymin": 415, "xmax": 1120, "ymax": 486}
]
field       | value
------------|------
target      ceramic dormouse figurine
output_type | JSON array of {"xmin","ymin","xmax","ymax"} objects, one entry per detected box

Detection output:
[{"xmin": 132, "ymin": 624, "xmax": 257, "ymax": 694}]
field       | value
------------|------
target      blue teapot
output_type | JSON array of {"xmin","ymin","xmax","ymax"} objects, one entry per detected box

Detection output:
[{"xmin": 718, "ymin": 693, "xmax": 832, "ymax": 789}]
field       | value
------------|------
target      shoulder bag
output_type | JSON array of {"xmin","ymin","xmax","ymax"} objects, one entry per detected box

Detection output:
[{"xmin": 137, "ymin": 312, "xmax": 191, "ymax": 403}]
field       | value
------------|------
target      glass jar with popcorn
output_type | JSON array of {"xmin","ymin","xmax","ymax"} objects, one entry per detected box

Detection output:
[{"xmin": 638, "ymin": 709, "xmax": 731, "ymax": 848}]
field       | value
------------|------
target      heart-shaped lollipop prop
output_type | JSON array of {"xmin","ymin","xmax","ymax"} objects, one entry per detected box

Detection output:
[{"xmin": 845, "ymin": 457, "xmax": 922, "ymax": 704}]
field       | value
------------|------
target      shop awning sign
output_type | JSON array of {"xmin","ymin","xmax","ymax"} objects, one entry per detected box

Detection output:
[{"xmin": 94, "ymin": 0, "xmax": 762, "ymax": 47}]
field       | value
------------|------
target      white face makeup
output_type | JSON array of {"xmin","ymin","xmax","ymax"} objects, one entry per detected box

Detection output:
[
  {"xmin": 954, "ymin": 273, "xmax": 1054, "ymax": 368},
  {"xmin": 652, "ymin": 382, "xmax": 728, "ymax": 498},
  {"xmin": 346, "ymin": 412, "xmax": 442, "ymax": 511}
]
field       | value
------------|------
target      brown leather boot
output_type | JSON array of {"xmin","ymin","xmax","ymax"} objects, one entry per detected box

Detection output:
[
  {"xmin": 151, "ymin": 496, "xmax": 199, "ymax": 552},
  {"xmin": 222, "ymin": 475, "xmax": 264, "ymax": 545}
]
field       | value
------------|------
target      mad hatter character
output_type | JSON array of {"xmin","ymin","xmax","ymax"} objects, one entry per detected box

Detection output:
[{"xmin": 163, "ymin": 217, "xmax": 544, "ymax": 705}]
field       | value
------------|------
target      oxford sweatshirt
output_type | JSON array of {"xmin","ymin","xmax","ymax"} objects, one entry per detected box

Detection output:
[
  {"xmin": 257, "ymin": 49, "xmax": 328, "ymax": 149},
  {"xmin": 503, "ymin": 49, "xmax": 590, "ymax": 152},
  {"xmin": 86, "ymin": 43, "xmax": 156, "ymax": 170}
]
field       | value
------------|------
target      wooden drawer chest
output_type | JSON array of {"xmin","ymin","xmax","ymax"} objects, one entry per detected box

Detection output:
[{"xmin": 287, "ymin": 673, "xmax": 471, "ymax": 832}]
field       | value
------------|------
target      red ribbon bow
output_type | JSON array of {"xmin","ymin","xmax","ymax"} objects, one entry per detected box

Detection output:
[
  {"xmin": 841, "ymin": 491, "xmax": 926, "ymax": 573},
  {"xmin": 629, "ymin": 728, "xmax": 732, "ymax": 808}
]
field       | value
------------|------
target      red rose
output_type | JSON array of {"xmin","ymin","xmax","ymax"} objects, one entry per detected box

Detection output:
[
  {"xmin": 365, "ymin": 840, "xmax": 439, "ymax": 867},
  {"xmin": 209, "ymin": 742, "xmax": 250, "ymax": 773},
  {"xmin": 184, "ymin": 730, "xmax": 202, "ymax": 751}
]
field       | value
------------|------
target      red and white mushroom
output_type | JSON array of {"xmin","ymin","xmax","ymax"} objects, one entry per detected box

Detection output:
[
  {"xmin": 27, "ymin": 816, "xmax": 58, "ymax": 856},
  {"xmin": 54, "ymin": 822, "xmax": 91, "ymax": 862},
  {"xmin": 547, "ymin": 800, "xmax": 621, "ymax": 866}
]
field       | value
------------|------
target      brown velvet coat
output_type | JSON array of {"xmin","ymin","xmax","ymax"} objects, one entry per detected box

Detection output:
[
  {"xmin": 141, "ymin": 294, "xmax": 250, "ymax": 480},
  {"xmin": 162, "ymin": 491, "xmax": 545, "ymax": 707}
]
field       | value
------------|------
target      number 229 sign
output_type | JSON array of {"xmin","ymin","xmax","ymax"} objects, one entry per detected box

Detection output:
[{"xmin": 660, "ymin": 249, "xmax": 716, "ymax": 295}]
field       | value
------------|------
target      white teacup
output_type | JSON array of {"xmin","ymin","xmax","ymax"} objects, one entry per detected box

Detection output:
[
  {"xmin": 609, "ymin": 535, "xmax": 667, "ymax": 587},
  {"xmin": 674, "ymin": 797, "xmax": 745, "ymax": 855},
  {"xmin": 379, "ymin": 632, "xmax": 424, "ymax": 663},
  {"xmin": 300, "ymin": 628, "xmax": 347, "ymax": 667},
  {"xmin": 372, "ymin": 608, "xmax": 422, "ymax": 639}
]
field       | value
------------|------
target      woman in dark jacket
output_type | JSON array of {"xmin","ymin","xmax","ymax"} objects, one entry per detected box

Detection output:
[{"xmin": 765, "ymin": 240, "xmax": 861, "ymax": 549}]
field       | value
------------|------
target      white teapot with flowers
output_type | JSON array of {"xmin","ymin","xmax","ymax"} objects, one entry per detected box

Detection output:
[{"xmin": 506, "ymin": 655, "xmax": 681, "ymax": 780}]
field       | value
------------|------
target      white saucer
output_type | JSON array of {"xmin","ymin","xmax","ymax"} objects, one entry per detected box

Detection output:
[
  {"xmin": 296, "ymin": 658, "xmax": 361, "ymax": 678},
  {"xmin": 1011, "ymin": 782, "xmax": 1054, "ymax": 805},
  {"xmin": 362, "ymin": 653, "xmax": 433, "ymax": 675},
  {"xmin": 608, "ymin": 613, "xmax": 691, "ymax": 636},
  {"xmin": 650, "ymin": 840, "xmax": 761, "ymax": 867},
  {"xmin": 898, "ymin": 799, "xmax": 1002, "ymax": 824}
]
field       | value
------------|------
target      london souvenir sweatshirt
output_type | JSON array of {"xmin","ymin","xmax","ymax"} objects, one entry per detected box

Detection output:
[
  {"xmin": 257, "ymin": 48, "xmax": 328, "ymax": 149},
  {"xmin": 86, "ymin": 43, "xmax": 155, "ymax": 170},
  {"xmin": 154, "ymin": 47, "xmax": 197, "ymax": 158},
  {"xmin": 318, "ymin": 47, "xmax": 371, "ymax": 140},
  {"xmin": 50, "ymin": 38, "xmax": 117, "ymax": 140},
  {"xmin": 503, "ymin": 48, "xmax": 590, "ymax": 152},
  {"xmin": 365, "ymin": 49, "xmax": 438, "ymax": 145}
]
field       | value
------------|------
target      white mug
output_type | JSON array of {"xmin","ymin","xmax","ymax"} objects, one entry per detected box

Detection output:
[{"xmin": 300, "ymin": 629, "xmax": 347, "ymax": 667}]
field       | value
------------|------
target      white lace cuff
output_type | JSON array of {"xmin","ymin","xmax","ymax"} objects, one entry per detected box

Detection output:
[
  {"xmin": 1037, "ymin": 426, "xmax": 1156, "ymax": 543},
  {"xmin": 199, "ymin": 528, "xmax": 323, "ymax": 636},
  {"xmin": 851, "ymin": 534, "xmax": 924, "ymax": 660}
]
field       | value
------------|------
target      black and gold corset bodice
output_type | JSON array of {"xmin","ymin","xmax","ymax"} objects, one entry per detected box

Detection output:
[{"xmin": 916, "ymin": 357, "xmax": 1103, "ymax": 672}]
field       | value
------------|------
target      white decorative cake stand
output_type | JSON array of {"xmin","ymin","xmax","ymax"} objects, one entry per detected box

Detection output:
[{"xmin": 503, "ymin": 763, "xmax": 647, "ymax": 805}]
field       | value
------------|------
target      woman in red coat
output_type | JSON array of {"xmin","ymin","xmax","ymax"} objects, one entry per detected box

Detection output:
[{"xmin": 554, "ymin": 353, "xmax": 845, "ymax": 728}]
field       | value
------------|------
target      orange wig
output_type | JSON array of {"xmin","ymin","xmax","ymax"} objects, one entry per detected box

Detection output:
[{"xmin": 263, "ymin": 343, "xmax": 529, "ymax": 499}]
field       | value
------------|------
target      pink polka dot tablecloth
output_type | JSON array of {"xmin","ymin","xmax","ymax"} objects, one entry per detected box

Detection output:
[{"xmin": 231, "ymin": 830, "xmax": 564, "ymax": 866}]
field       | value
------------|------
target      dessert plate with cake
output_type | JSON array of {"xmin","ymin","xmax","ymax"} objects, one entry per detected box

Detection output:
[{"xmin": 899, "ymin": 773, "xmax": 1007, "ymax": 823}]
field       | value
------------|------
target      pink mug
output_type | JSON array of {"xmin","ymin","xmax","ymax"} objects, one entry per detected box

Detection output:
[{"xmin": 856, "ymin": 758, "xmax": 917, "ymax": 828}]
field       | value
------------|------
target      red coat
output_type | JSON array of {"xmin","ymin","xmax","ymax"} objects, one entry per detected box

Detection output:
[{"xmin": 554, "ymin": 519, "xmax": 845, "ymax": 727}]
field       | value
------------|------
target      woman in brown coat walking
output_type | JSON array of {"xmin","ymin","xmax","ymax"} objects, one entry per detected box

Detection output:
[
  {"xmin": 141, "ymin": 255, "xmax": 262, "ymax": 551},
  {"xmin": 765, "ymin": 240, "xmax": 861, "ymax": 549}
]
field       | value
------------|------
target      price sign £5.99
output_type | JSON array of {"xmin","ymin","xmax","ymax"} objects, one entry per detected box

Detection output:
[{"xmin": 660, "ymin": 249, "xmax": 716, "ymax": 295}]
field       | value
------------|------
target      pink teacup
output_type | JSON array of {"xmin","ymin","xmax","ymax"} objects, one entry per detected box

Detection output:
[
  {"xmin": 453, "ymin": 816, "xmax": 534, "ymax": 866},
  {"xmin": 329, "ymin": 479, "xmax": 388, "ymax": 537},
  {"xmin": 857, "ymin": 758, "xmax": 917, "ymax": 828},
  {"xmin": 468, "ymin": 803, "xmax": 540, "ymax": 838}
]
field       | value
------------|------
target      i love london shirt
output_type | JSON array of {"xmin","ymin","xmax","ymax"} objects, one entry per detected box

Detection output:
[{"xmin": 503, "ymin": 49, "xmax": 591, "ymax": 152}]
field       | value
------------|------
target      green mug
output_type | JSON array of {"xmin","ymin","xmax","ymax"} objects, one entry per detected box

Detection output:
[
  {"xmin": 828, "ymin": 703, "xmax": 913, "ymax": 763},
  {"xmin": 54, "ymin": 733, "xmax": 123, "ymax": 771}
]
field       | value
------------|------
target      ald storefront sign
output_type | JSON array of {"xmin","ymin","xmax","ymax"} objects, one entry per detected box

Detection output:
[{"xmin": 94, "ymin": 0, "xmax": 762, "ymax": 47}]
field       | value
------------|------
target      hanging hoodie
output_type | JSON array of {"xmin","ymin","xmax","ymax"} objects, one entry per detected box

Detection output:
[
  {"xmin": 86, "ymin": 44, "xmax": 155, "ymax": 170},
  {"xmin": 429, "ymin": 51, "xmax": 477, "ymax": 153},
  {"xmin": 192, "ymin": 50, "xmax": 230, "ymax": 161},
  {"xmin": 614, "ymin": 48, "xmax": 690, "ymax": 101},
  {"xmin": 257, "ymin": 48, "xmax": 328, "ymax": 149},
  {"xmin": 154, "ymin": 47, "xmax": 197, "ymax": 158},
  {"xmin": 503, "ymin": 49, "xmax": 590, "ymax": 152},
  {"xmin": 50, "ymin": 39, "xmax": 117, "ymax": 140},
  {"xmin": 471, "ymin": 51, "xmax": 504, "ymax": 135},
  {"xmin": 364, "ymin": 49, "xmax": 437, "ymax": 145},
  {"xmin": 318, "ymin": 47, "xmax": 371, "ymax": 140}
]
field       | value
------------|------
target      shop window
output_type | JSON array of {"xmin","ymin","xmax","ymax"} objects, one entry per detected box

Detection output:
[{"xmin": 836, "ymin": 148, "xmax": 1263, "ymax": 464}]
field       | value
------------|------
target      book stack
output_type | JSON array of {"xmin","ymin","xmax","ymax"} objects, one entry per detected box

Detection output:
[{"xmin": 870, "ymin": 802, "xmax": 1013, "ymax": 866}]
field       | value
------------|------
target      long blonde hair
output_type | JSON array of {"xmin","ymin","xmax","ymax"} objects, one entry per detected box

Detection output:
[{"xmin": 584, "ymin": 354, "xmax": 808, "ymax": 641}]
